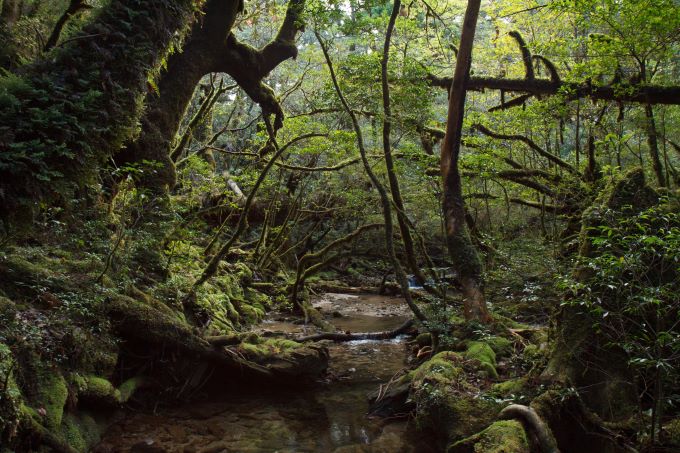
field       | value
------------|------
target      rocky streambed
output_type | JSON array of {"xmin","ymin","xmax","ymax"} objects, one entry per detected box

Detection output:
[{"xmin": 94, "ymin": 293, "xmax": 437, "ymax": 453}]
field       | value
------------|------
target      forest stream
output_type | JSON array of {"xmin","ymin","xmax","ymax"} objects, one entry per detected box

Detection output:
[{"xmin": 94, "ymin": 293, "xmax": 436, "ymax": 453}]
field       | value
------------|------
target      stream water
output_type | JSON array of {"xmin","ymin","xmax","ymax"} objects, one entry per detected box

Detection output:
[{"xmin": 95, "ymin": 293, "xmax": 438, "ymax": 453}]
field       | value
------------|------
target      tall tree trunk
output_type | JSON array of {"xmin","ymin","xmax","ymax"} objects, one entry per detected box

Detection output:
[
  {"xmin": 440, "ymin": 0, "xmax": 490, "ymax": 323},
  {"xmin": 316, "ymin": 29, "xmax": 428, "ymax": 327},
  {"xmin": 0, "ymin": 0, "xmax": 202, "ymax": 223},
  {"xmin": 113, "ymin": 0, "xmax": 243, "ymax": 195},
  {"xmin": 44, "ymin": 0, "xmax": 90, "ymax": 51},
  {"xmin": 644, "ymin": 103, "xmax": 666, "ymax": 187},
  {"xmin": 0, "ymin": 0, "xmax": 22, "ymax": 69},
  {"xmin": 380, "ymin": 0, "xmax": 426, "ymax": 286},
  {"xmin": 544, "ymin": 168, "xmax": 659, "ymax": 421}
]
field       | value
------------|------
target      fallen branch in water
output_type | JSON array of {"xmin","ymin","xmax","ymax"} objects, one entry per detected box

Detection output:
[{"xmin": 295, "ymin": 319, "xmax": 414, "ymax": 342}]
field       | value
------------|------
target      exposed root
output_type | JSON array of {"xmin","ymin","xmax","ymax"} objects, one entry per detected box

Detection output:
[
  {"xmin": 499, "ymin": 404, "xmax": 560, "ymax": 453},
  {"xmin": 296, "ymin": 319, "xmax": 414, "ymax": 342}
]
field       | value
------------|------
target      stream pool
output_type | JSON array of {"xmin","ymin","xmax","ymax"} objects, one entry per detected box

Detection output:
[{"xmin": 94, "ymin": 293, "xmax": 437, "ymax": 453}]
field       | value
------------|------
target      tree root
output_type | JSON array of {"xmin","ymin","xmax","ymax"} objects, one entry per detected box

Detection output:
[
  {"xmin": 296, "ymin": 319, "xmax": 414, "ymax": 342},
  {"xmin": 107, "ymin": 296, "xmax": 274, "ymax": 380},
  {"xmin": 499, "ymin": 404, "xmax": 560, "ymax": 453},
  {"xmin": 24, "ymin": 415, "xmax": 79, "ymax": 453}
]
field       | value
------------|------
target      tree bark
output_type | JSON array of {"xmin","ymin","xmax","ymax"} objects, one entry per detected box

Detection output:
[
  {"xmin": 114, "ymin": 0, "xmax": 305, "ymax": 194},
  {"xmin": 440, "ymin": 0, "xmax": 490, "ymax": 323},
  {"xmin": 544, "ymin": 169, "xmax": 659, "ymax": 421},
  {"xmin": 44, "ymin": 0, "xmax": 91, "ymax": 51},
  {"xmin": 0, "ymin": 0, "xmax": 202, "ymax": 222},
  {"xmin": 428, "ymin": 75, "xmax": 680, "ymax": 106},
  {"xmin": 644, "ymin": 103, "xmax": 666, "ymax": 187}
]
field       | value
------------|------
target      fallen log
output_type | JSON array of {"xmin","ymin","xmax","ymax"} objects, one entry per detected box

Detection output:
[{"xmin": 296, "ymin": 319, "xmax": 414, "ymax": 342}]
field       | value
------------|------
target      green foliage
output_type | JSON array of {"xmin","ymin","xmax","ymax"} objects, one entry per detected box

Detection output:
[
  {"xmin": 562, "ymin": 200, "xmax": 680, "ymax": 425},
  {"xmin": 0, "ymin": 343, "xmax": 21, "ymax": 444}
]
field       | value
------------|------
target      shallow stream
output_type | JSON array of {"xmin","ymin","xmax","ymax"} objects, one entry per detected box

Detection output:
[{"xmin": 95, "ymin": 293, "xmax": 436, "ymax": 453}]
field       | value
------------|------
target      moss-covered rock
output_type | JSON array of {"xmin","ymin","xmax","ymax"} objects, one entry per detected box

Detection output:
[
  {"xmin": 484, "ymin": 336, "xmax": 513, "ymax": 357},
  {"xmin": 409, "ymin": 351, "xmax": 498, "ymax": 443},
  {"xmin": 464, "ymin": 341, "xmax": 498, "ymax": 379},
  {"xmin": 33, "ymin": 370, "xmax": 68, "ymax": 431},
  {"xmin": 415, "ymin": 332, "xmax": 433, "ymax": 347},
  {"xmin": 448, "ymin": 420, "xmax": 529, "ymax": 453},
  {"xmin": 411, "ymin": 351, "xmax": 464, "ymax": 386},
  {"xmin": 490, "ymin": 378, "xmax": 527, "ymax": 397}
]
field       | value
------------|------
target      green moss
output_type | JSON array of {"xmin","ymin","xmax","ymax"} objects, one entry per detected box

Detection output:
[
  {"xmin": 0, "ymin": 254, "xmax": 68, "ymax": 299},
  {"xmin": 72, "ymin": 375, "xmax": 121, "ymax": 406},
  {"xmin": 0, "ymin": 343, "xmax": 22, "ymax": 440},
  {"xmin": 245, "ymin": 288, "xmax": 272, "ymax": 310},
  {"xmin": 446, "ymin": 398, "xmax": 499, "ymax": 442},
  {"xmin": 484, "ymin": 337, "xmax": 513, "ymax": 357},
  {"xmin": 464, "ymin": 342, "xmax": 498, "ymax": 379},
  {"xmin": 490, "ymin": 378, "xmax": 527, "ymax": 397},
  {"xmin": 411, "ymin": 351, "xmax": 463, "ymax": 386},
  {"xmin": 415, "ymin": 332, "xmax": 432, "ymax": 347},
  {"xmin": 0, "ymin": 0, "xmax": 201, "ymax": 220},
  {"xmin": 663, "ymin": 418, "xmax": 680, "ymax": 446},
  {"xmin": 448, "ymin": 420, "xmax": 529, "ymax": 453},
  {"xmin": 34, "ymin": 371, "xmax": 68, "ymax": 431},
  {"xmin": 238, "ymin": 337, "xmax": 303, "ymax": 359},
  {"xmin": 60, "ymin": 412, "xmax": 102, "ymax": 452},
  {"xmin": 118, "ymin": 376, "xmax": 145, "ymax": 403}
]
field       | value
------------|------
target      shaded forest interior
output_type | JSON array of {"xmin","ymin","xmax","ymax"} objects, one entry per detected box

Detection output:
[{"xmin": 0, "ymin": 0, "xmax": 679, "ymax": 452}]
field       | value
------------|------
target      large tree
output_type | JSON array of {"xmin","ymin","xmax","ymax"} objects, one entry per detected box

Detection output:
[{"xmin": 0, "ymin": 0, "xmax": 203, "ymax": 224}]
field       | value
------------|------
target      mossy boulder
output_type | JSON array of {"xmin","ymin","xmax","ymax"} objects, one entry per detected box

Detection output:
[
  {"xmin": 484, "ymin": 337, "xmax": 513, "ymax": 357},
  {"xmin": 490, "ymin": 378, "xmax": 527, "ymax": 397},
  {"xmin": 464, "ymin": 342, "xmax": 498, "ymax": 379},
  {"xmin": 409, "ymin": 352, "xmax": 498, "ymax": 442},
  {"xmin": 415, "ymin": 332, "xmax": 433, "ymax": 347},
  {"xmin": 448, "ymin": 420, "xmax": 529, "ymax": 453},
  {"xmin": 411, "ymin": 351, "xmax": 464, "ymax": 386}
]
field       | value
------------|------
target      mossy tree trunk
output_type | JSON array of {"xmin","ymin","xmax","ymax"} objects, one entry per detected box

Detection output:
[
  {"xmin": 114, "ymin": 0, "xmax": 305, "ymax": 195},
  {"xmin": 109, "ymin": 0, "xmax": 304, "ymax": 279},
  {"xmin": 544, "ymin": 168, "xmax": 660, "ymax": 421},
  {"xmin": 379, "ymin": 0, "xmax": 427, "ymax": 288},
  {"xmin": 440, "ymin": 0, "xmax": 490, "ymax": 323},
  {"xmin": 0, "ymin": 0, "xmax": 203, "ymax": 223}
]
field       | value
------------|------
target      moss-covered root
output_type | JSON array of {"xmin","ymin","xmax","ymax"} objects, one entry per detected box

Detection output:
[
  {"xmin": 448, "ymin": 420, "xmax": 530, "ymax": 453},
  {"xmin": 71, "ymin": 374, "xmax": 144, "ymax": 407},
  {"xmin": 499, "ymin": 404, "xmax": 560, "ymax": 453}
]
